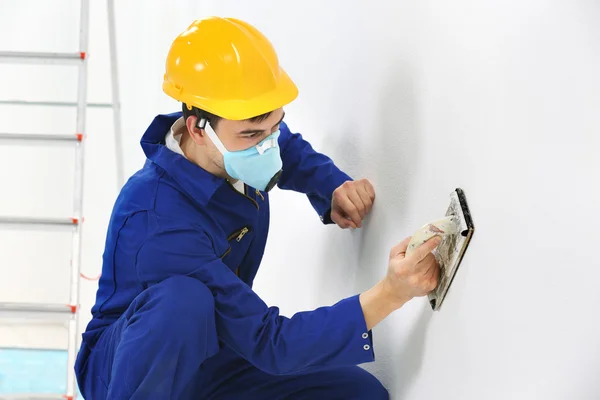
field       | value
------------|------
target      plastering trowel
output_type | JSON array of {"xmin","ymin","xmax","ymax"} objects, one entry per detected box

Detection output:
[{"xmin": 406, "ymin": 188, "xmax": 474, "ymax": 310}]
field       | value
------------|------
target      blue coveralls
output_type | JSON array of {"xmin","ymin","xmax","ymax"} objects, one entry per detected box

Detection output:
[{"xmin": 74, "ymin": 112, "xmax": 388, "ymax": 399}]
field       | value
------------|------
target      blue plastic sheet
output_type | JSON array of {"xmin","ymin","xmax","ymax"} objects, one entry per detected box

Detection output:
[{"xmin": 0, "ymin": 347, "xmax": 68, "ymax": 394}]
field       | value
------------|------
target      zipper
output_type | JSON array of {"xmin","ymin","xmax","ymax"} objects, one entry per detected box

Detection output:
[
  {"xmin": 220, "ymin": 247, "xmax": 231, "ymax": 259},
  {"xmin": 227, "ymin": 226, "xmax": 250, "ymax": 242},
  {"xmin": 226, "ymin": 181, "xmax": 259, "ymax": 209},
  {"xmin": 235, "ymin": 227, "xmax": 249, "ymax": 242},
  {"xmin": 221, "ymin": 225, "xmax": 250, "ymax": 259},
  {"xmin": 224, "ymin": 226, "xmax": 250, "ymax": 274}
]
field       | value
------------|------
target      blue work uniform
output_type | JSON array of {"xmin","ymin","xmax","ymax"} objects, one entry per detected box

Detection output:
[{"xmin": 74, "ymin": 112, "xmax": 388, "ymax": 399}]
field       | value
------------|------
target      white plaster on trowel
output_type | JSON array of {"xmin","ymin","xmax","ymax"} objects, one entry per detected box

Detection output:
[{"xmin": 406, "ymin": 216, "xmax": 460, "ymax": 255}]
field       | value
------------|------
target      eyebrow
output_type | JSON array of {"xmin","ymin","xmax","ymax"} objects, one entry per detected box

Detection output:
[{"xmin": 239, "ymin": 112, "xmax": 285, "ymax": 135}]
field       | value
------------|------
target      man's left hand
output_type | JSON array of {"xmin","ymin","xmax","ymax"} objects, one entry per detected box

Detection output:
[{"xmin": 330, "ymin": 179, "xmax": 376, "ymax": 229}]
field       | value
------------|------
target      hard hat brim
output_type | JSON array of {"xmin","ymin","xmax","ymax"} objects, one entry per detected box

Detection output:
[{"xmin": 163, "ymin": 69, "xmax": 298, "ymax": 121}]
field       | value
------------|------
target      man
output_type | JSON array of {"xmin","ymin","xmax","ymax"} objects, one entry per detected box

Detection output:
[{"xmin": 75, "ymin": 17, "xmax": 441, "ymax": 399}]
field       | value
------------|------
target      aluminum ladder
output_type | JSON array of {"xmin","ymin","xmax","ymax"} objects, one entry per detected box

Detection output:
[{"xmin": 0, "ymin": 1, "xmax": 123, "ymax": 398}]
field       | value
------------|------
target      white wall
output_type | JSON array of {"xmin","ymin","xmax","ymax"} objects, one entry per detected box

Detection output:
[
  {"xmin": 0, "ymin": 0, "xmax": 120, "ymax": 351},
  {"xmin": 1, "ymin": 0, "xmax": 599, "ymax": 398}
]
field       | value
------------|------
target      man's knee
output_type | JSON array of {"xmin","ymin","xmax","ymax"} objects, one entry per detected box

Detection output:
[
  {"xmin": 338, "ymin": 366, "xmax": 389, "ymax": 399},
  {"xmin": 292, "ymin": 366, "xmax": 388, "ymax": 399},
  {"xmin": 357, "ymin": 372, "xmax": 388, "ymax": 399},
  {"xmin": 134, "ymin": 275, "xmax": 215, "ymax": 335}
]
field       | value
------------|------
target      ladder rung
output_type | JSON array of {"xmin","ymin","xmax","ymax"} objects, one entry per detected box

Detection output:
[
  {"xmin": 0, "ymin": 302, "xmax": 75, "ymax": 325},
  {"xmin": 0, "ymin": 133, "xmax": 82, "ymax": 143},
  {"xmin": 0, "ymin": 51, "xmax": 85, "ymax": 65},
  {"xmin": 0, "ymin": 302, "xmax": 74, "ymax": 314},
  {"xmin": 0, "ymin": 99, "xmax": 113, "ymax": 108},
  {"xmin": 0, "ymin": 394, "xmax": 68, "ymax": 400},
  {"xmin": 0, "ymin": 216, "xmax": 79, "ymax": 226}
]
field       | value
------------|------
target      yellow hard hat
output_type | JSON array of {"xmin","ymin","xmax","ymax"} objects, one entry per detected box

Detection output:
[{"xmin": 163, "ymin": 17, "xmax": 298, "ymax": 120}]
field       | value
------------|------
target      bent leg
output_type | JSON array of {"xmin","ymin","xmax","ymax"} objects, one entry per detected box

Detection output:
[
  {"xmin": 206, "ymin": 364, "xmax": 389, "ymax": 400},
  {"xmin": 79, "ymin": 276, "xmax": 219, "ymax": 399}
]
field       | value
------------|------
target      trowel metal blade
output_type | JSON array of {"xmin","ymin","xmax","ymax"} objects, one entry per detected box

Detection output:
[{"xmin": 428, "ymin": 188, "xmax": 475, "ymax": 310}]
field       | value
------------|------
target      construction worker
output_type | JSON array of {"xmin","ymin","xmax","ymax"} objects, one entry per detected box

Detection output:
[{"xmin": 74, "ymin": 17, "xmax": 441, "ymax": 399}]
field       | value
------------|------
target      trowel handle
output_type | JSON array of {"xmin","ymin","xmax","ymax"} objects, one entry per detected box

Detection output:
[{"xmin": 406, "ymin": 216, "xmax": 458, "ymax": 256}]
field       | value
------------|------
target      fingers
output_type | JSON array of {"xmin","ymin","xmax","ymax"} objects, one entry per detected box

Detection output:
[
  {"xmin": 357, "ymin": 179, "xmax": 375, "ymax": 211},
  {"xmin": 389, "ymin": 235, "xmax": 441, "ymax": 297},
  {"xmin": 425, "ymin": 261, "xmax": 441, "ymax": 291},
  {"xmin": 410, "ymin": 255, "xmax": 440, "ymax": 294},
  {"xmin": 357, "ymin": 183, "xmax": 374, "ymax": 215},
  {"xmin": 418, "ymin": 252, "xmax": 438, "ymax": 276},
  {"xmin": 407, "ymin": 235, "xmax": 442, "ymax": 263},
  {"xmin": 331, "ymin": 209, "xmax": 357, "ymax": 229},
  {"xmin": 390, "ymin": 236, "xmax": 412, "ymax": 257},
  {"xmin": 333, "ymin": 190, "xmax": 362, "ymax": 228},
  {"xmin": 331, "ymin": 179, "xmax": 376, "ymax": 230},
  {"xmin": 363, "ymin": 179, "xmax": 376, "ymax": 207},
  {"xmin": 346, "ymin": 190, "xmax": 367, "ymax": 227}
]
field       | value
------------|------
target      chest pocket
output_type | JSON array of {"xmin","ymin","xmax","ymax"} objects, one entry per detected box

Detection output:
[{"xmin": 220, "ymin": 226, "xmax": 254, "ymax": 276}]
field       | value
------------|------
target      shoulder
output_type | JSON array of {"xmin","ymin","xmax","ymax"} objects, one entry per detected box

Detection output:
[
  {"xmin": 119, "ymin": 162, "xmax": 212, "ymax": 226},
  {"xmin": 113, "ymin": 168, "xmax": 225, "ymax": 253}
]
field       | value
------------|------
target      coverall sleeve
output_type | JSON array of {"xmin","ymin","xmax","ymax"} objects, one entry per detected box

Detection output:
[
  {"xmin": 135, "ymin": 221, "xmax": 375, "ymax": 375},
  {"xmin": 277, "ymin": 121, "xmax": 353, "ymax": 224}
]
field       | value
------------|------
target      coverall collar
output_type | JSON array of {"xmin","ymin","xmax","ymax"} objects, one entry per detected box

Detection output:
[{"xmin": 140, "ymin": 112, "xmax": 225, "ymax": 206}]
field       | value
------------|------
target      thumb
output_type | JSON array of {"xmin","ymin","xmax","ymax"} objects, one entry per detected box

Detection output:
[
  {"xmin": 408, "ymin": 236, "xmax": 442, "ymax": 262},
  {"xmin": 391, "ymin": 236, "xmax": 412, "ymax": 257},
  {"xmin": 331, "ymin": 209, "xmax": 355, "ymax": 229}
]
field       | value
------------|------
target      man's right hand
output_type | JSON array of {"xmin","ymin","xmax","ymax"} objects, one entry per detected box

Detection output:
[
  {"xmin": 382, "ymin": 235, "xmax": 442, "ymax": 307},
  {"xmin": 359, "ymin": 235, "xmax": 442, "ymax": 330}
]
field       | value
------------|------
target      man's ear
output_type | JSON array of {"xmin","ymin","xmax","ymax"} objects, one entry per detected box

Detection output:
[{"xmin": 185, "ymin": 115, "xmax": 206, "ymax": 146}]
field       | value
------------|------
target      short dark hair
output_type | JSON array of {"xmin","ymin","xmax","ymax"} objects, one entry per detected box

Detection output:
[{"xmin": 182, "ymin": 103, "xmax": 272, "ymax": 128}]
